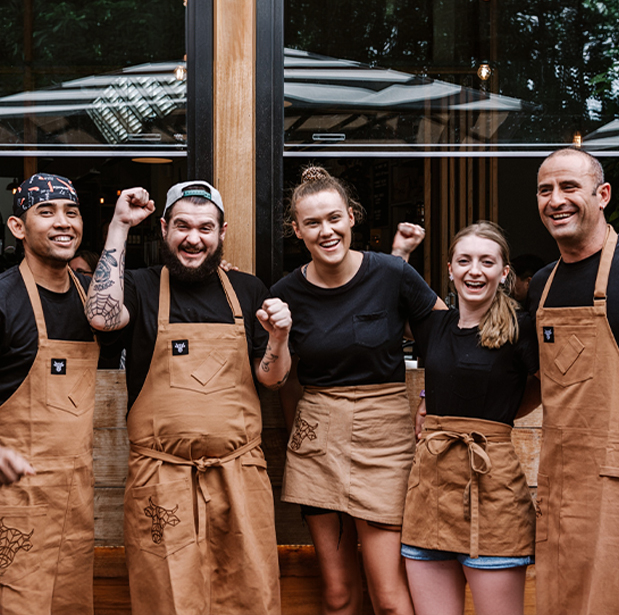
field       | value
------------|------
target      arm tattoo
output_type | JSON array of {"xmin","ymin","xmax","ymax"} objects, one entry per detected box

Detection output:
[
  {"xmin": 119, "ymin": 243, "xmax": 126, "ymax": 291},
  {"xmin": 263, "ymin": 369, "xmax": 291, "ymax": 391},
  {"xmin": 91, "ymin": 248, "xmax": 119, "ymax": 292},
  {"xmin": 86, "ymin": 294, "xmax": 122, "ymax": 330},
  {"xmin": 260, "ymin": 344, "xmax": 279, "ymax": 373}
]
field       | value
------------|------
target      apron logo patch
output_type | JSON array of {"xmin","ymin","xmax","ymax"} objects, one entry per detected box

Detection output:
[
  {"xmin": 0, "ymin": 518, "xmax": 34, "ymax": 572},
  {"xmin": 172, "ymin": 340, "xmax": 189, "ymax": 355},
  {"xmin": 51, "ymin": 359, "xmax": 67, "ymax": 374},
  {"xmin": 290, "ymin": 415, "xmax": 318, "ymax": 451},
  {"xmin": 144, "ymin": 497, "xmax": 180, "ymax": 544},
  {"xmin": 543, "ymin": 327, "xmax": 554, "ymax": 343}
]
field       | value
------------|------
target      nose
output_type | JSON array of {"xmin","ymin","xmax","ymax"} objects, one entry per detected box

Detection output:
[
  {"xmin": 319, "ymin": 220, "xmax": 333, "ymax": 236},
  {"xmin": 469, "ymin": 259, "xmax": 482, "ymax": 275},
  {"xmin": 547, "ymin": 186, "xmax": 565, "ymax": 208},
  {"xmin": 53, "ymin": 212, "xmax": 71, "ymax": 228},
  {"xmin": 184, "ymin": 228, "xmax": 202, "ymax": 245}
]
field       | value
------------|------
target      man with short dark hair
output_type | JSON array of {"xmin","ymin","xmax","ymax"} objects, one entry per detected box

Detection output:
[
  {"xmin": 86, "ymin": 181, "xmax": 291, "ymax": 615},
  {"xmin": 0, "ymin": 173, "xmax": 98, "ymax": 614},
  {"xmin": 528, "ymin": 147, "xmax": 619, "ymax": 615}
]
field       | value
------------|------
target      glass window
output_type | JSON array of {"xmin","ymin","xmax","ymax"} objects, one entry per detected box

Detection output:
[
  {"xmin": 0, "ymin": 0, "xmax": 186, "ymax": 155},
  {"xmin": 284, "ymin": 0, "xmax": 619, "ymax": 154}
]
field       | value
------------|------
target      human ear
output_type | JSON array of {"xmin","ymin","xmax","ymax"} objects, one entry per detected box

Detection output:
[{"xmin": 7, "ymin": 216, "xmax": 25, "ymax": 241}]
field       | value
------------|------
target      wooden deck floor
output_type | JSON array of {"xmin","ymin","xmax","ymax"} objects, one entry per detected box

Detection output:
[{"xmin": 93, "ymin": 546, "xmax": 536, "ymax": 615}]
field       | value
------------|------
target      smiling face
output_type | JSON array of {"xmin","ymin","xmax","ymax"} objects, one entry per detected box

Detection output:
[
  {"xmin": 9, "ymin": 199, "xmax": 83, "ymax": 267},
  {"xmin": 161, "ymin": 200, "xmax": 226, "ymax": 274},
  {"xmin": 292, "ymin": 189, "xmax": 355, "ymax": 268},
  {"xmin": 449, "ymin": 234, "xmax": 509, "ymax": 312},
  {"xmin": 537, "ymin": 152, "xmax": 610, "ymax": 256}
]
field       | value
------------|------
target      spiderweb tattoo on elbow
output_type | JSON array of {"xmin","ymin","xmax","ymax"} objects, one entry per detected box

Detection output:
[{"xmin": 86, "ymin": 294, "xmax": 122, "ymax": 330}]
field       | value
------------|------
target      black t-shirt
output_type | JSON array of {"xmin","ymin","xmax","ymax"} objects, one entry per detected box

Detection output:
[
  {"xmin": 121, "ymin": 266, "xmax": 269, "ymax": 410},
  {"xmin": 412, "ymin": 309, "xmax": 539, "ymax": 426},
  {"xmin": 270, "ymin": 252, "xmax": 437, "ymax": 387},
  {"xmin": 0, "ymin": 265, "xmax": 94, "ymax": 405},
  {"xmin": 527, "ymin": 243, "xmax": 619, "ymax": 345}
]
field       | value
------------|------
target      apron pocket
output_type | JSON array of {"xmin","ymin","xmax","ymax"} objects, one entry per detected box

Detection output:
[
  {"xmin": 542, "ymin": 328, "xmax": 596, "ymax": 387},
  {"xmin": 0, "ymin": 505, "xmax": 48, "ymax": 586},
  {"xmin": 535, "ymin": 473, "xmax": 549, "ymax": 542},
  {"xmin": 353, "ymin": 312, "xmax": 388, "ymax": 348},
  {"xmin": 169, "ymin": 346, "xmax": 237, "ymax": 395},
  {"xmin": 130, "ymin": 478, "xmax": 195, "ymax": 559},
  {"xmin": 287, "ymin": 399, "xmax": 330, "ymax": 457},
  {"xmin": 46, "ymin": 360, "xmax": 96, "ymax": 416}
]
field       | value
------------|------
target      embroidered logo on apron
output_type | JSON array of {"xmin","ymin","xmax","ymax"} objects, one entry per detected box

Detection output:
[
  {"xmin": 144, "ymin": 497, "xmax": 181, "ymax": 544},
  {"xmin": 0, "ymin": 519, "xmax": 34, "ymax": 573},
  {"xmin": 172, "ymin": 340, "xmax": 189, "ymax": 356},
  {"xmin": 51, "ymin": 359, "xmax": 67, "ymax": 374},
  {"xmin": 290, "ymin": 417, "xmax": 318, "ymax": 451},
  {"xmin": 542, "ymin": 326, "xmax": 554, "ymax": 343}
]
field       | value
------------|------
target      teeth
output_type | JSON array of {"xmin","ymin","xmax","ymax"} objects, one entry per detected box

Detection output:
[
  {"xmin": 465, "ymin": 282, "xmax": 484, "ymax": 288},
  {"xmin": 551, "ymin": 213, "xmax": 572, "ymax": 220},
  {"xmin": 52, "ymin": 236, "xmax": 72, "ymax": 242},
  {"xmin": 321, "ymin": 240, "xmax": 339, "ymax": 248}
]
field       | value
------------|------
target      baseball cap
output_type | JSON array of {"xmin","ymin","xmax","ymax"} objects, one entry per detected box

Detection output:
[
  {"xmin": 163, "ymin": 180, "xmax": 224, "ymax": 217},
  {"xmin": 13, "ymin": 173, "xmax": 79, "ymax": 217}
]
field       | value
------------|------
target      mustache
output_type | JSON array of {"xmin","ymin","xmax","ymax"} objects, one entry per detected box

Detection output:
[{"xmin": 160, "ymin": 240, "xmax": 223, "ymax": 283}]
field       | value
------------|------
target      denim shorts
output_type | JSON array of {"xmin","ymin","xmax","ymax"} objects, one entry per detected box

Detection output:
[{"xmin": 401, "ymin": 544, "xmax": 534, "ymax": 570}]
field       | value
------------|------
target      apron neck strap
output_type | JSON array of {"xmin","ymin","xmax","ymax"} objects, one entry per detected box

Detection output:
[
  {"xmin": 217, "ymin": 268, "xmax": 244, "ymax": 323},
  {"xmin": 158, "ymin": 266, "xmax": 244, "ymax": 326},
  {"xmin": 158, "ymin": 266, "xmax": 171, "ymax": 326},
  {"xmin": 19, "ymin": 259, "xmax": 50, "ymax": 341},
  {"xmin": 538, "ymin": 259, "xmax": 560, "ymax": 309},
  {"xmin": 593, "ymin": 225, "xmax": 617, "ymax": 303}
]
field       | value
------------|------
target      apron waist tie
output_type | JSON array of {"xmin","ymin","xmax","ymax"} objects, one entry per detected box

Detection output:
[
  {"xmin": 130, "ymin": 436, "xmax": 262, "ymax": 503},
  {"xmin": 420, "ymin": 430, "xmax": 492, "ymax": 558}
]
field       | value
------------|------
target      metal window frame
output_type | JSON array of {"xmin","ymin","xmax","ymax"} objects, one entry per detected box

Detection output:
[
  {"xmin": 186, "ymin": 0, "xmax": 213, "ymax": 181},
  {"xmin": 256, "ymin": 0, "xmax": 284, "ymax": 286}
]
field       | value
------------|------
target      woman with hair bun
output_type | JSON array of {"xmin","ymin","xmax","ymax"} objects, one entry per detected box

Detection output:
[
  {"xmin": 401, "ymin": 221, "xmax": 540, "ymax": 615},
  {"xmin": 271, "ymin": 166, "xmax": 443, "ymax": 615}
]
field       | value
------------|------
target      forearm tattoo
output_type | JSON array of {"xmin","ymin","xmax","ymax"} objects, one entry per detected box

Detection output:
[
  {"xmin": 260, "ymin": 344, "xmax": 279, "ymax": 373},
  {"xmin": 119, "ymin": 244, "xmax": 126, "ymax": 291},
  {"xmin": 91, "ymin": 248, "xmax": 118, "ymax": 292},
  {"xmin": 264, "ymin": 369, "xmax": 291, "ymax": 391},
  {"xmin": 85, "ymin": 294, "xmax": 122, "ymax": 330}
]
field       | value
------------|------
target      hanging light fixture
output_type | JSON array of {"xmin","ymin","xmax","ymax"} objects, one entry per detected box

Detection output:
[
  {"xmin": 477, "ymin": 63, "xmax": 492, "ymax": 81},
  {"xmin": 5, "ymin": 178, "xmax": 20, "ymax": 194},
  {"xmin": 572, "ymin": 131, "xmax": 583, "ymax": 147}
]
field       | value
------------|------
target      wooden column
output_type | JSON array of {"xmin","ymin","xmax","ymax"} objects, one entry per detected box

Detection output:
[{"xmin": 213, "ymin": 0, "xmax": 256, "ymax": 273}]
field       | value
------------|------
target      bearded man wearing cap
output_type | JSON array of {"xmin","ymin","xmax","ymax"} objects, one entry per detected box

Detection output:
[
  {"xmin": 0, "ymin": 173, "xmax": 98, "ymax": 614},
  {"xmin": 86, "ymin": 183, "xmax": 290, "ymax": 615}
]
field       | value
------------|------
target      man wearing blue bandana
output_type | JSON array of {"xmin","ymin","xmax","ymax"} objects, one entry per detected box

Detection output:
[{"xmin": 0, "ymin": 173, "xmax": 98, "ymax": 614}]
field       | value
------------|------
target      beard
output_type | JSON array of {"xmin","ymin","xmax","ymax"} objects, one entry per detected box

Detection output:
[{"xmin": 161, "ymin": 239, "xmax": 223, "ymax": 284}]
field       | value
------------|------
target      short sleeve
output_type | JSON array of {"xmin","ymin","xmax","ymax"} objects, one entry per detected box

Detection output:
[
  {"xmin": 399, "ymin": 262, "xmax": 438, "ymax": 324},
  {"xmin": 515, "ymin": 311, "xmax": 539, "ymax": 375}
]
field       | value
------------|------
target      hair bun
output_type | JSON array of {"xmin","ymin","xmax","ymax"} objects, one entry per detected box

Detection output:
[{"xmin": 301, "ymin": 166, "xmax": 330, "ymax": 184}]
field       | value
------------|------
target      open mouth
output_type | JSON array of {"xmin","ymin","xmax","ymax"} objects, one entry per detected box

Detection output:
[
  {"xmin": 550, "ymin": 212, "xmax": 574, "ymax": 221},
  {"xmin": 464, "ymin": 281, "xmax": 485, "ymax": 289},
  {"xmin": 51, "ymin": 235, "xmax": 74, "ymax": 245},
  {"xmin": 320, "ymin": 239, "xmax": 340, "ymax": 249}
]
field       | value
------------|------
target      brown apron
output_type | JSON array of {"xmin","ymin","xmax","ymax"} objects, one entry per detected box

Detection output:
[
  {"xmin": 124, "ymin": 266, "xmax": 280, "ymax": 615},
  {"xmin": 536, "ymin": 225, "xmax": 619, "ymax": 615},
  {"xmin": 282, "ymin": 383, "xmax": 415, "ymax": 525},
  {"xmin": 401, "ymin": 415, "xmax": 535, "ymax": 558},
  {"xmin": 0, "ymin": 260, "xmax": 97, "ymax": 615}
]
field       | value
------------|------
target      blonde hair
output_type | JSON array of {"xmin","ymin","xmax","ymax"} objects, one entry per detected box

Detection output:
[
  {"xmin": 449, "ymin": 221, "xmax": 519, "ymax": 349},
  {"xmin": 284, "ymin": 166, "xmax": 365, "ymax": 237}
]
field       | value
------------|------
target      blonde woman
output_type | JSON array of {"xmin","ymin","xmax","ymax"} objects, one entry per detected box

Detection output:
[
  {"xmin": 401, "ymin": 221, "xmax": 540, "ymax": 615},
  {"xmin": 272, "ymin": 166, "xmax": 443, "ymax": 615}
]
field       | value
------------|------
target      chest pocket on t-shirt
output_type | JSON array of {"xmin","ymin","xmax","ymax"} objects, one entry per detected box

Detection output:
[
  {"xmin": 453, "ymin": 360, "xmax": 492, "ymax": 405},
  {"xmin": 353, "ymin": 311, "xmax": 388, "ymax": 348}
]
